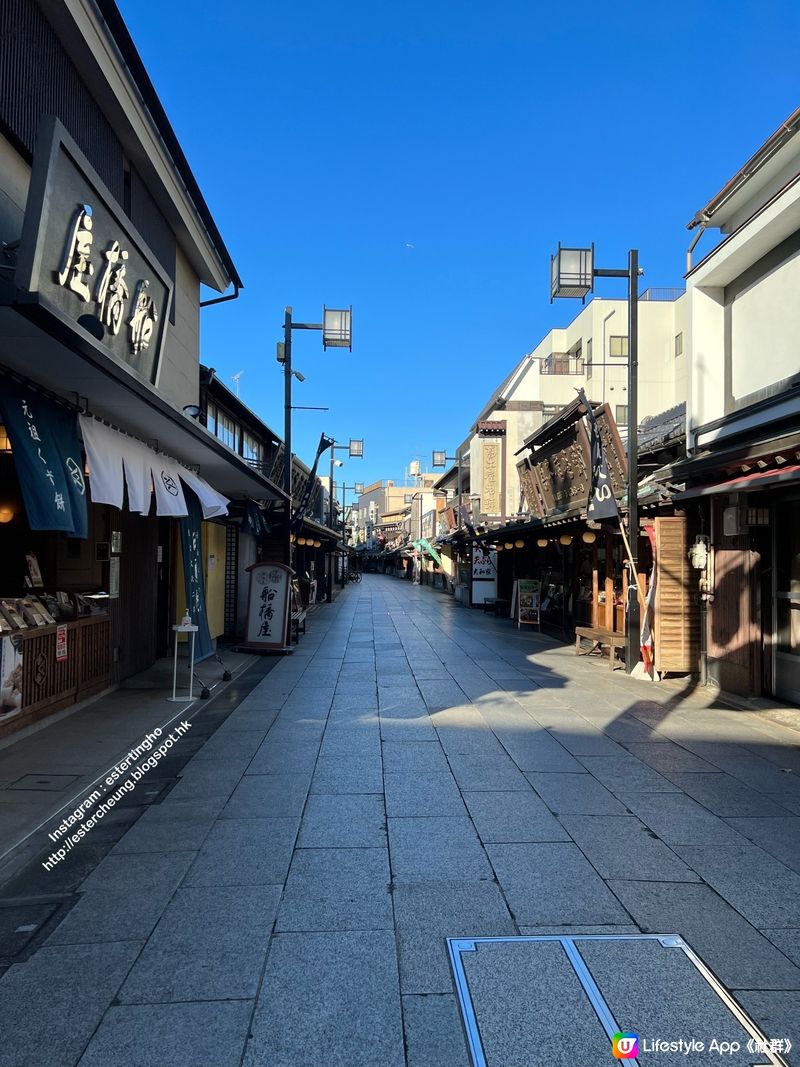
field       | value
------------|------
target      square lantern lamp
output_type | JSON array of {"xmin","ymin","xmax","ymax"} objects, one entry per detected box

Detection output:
[
  {"xmin": 323, "ymin": 306, "xmax": 352, "ymax": 350},
  {"xmin": 550, "ymin": 244, "xmax": 594, "ymax": 302},
  {"xmin": 432, "ymin": 450, "xmax": 447, "ymax": 468},
  {"xmin": 348, "ymin": 438, "xmax": 364, "ymax": 458},
  {"xmin": 354, "ymin": 482, "xmax": 365, "ymax": 495}
]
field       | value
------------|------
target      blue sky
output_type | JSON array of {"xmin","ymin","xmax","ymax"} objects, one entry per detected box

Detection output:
[{"xmin": 119, "ymin": 0, "xmax": 799, "ymax": 489}]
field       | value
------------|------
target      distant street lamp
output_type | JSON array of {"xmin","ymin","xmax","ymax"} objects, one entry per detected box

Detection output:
[
  {"xmin": 279, "ymin": 305, "xmax": 352, "ymax": 569},
  {"xmin": 550, "ymin": 242, "xmax": 642, "ymax": 672},
  {"xmin": 325, "ymin": 437, "xmax": 363, "ymax": 600}
]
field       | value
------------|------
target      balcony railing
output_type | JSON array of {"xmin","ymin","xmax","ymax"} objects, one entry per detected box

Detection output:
[
  {"xmin": 639, "ymin": 287, "xmax": 684, "ymax": 302},
  {"xmin": 540, "ymin": 353, "xmax": 584, "ymax": 375}
]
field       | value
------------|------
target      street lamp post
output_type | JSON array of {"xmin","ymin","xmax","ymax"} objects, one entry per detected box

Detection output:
[
  {"xmin": 550, "ymin": 244, "xmax": 642, "ymax": 673},
  {"xmin": 279, "ymin": 305, "xmax": 352, "ymax": 571},
  {"xmin": 324, "ymin": 438, "xmax": 363, "ymax": 601}
]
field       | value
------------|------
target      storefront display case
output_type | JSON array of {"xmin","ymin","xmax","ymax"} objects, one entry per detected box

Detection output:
[{"xmin": 0, "ymin": 590, "xmax": 111, "ymax": 735}]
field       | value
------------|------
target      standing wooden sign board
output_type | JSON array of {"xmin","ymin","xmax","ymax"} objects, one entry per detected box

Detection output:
[{"xmin": 242, "ymin": 563, "xmax": 294, "ymax": 653}]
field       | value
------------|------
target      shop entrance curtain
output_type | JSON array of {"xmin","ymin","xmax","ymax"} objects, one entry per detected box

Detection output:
[{"xmin": 0, "ymin": 378, "xmax": 87, "ymax": 537}]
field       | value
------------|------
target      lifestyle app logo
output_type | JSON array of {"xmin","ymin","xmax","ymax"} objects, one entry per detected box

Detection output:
[{"xmin": 612, "ymin": 1032, "xmax": 639, "ymax": 1059}]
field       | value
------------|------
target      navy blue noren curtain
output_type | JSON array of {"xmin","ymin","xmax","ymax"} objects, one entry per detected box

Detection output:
[{"xmin": 0, "ymin": 378, "xmax": 88, "ymax": 537}]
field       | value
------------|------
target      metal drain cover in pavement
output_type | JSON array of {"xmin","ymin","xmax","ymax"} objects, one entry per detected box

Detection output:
[
  {"xmin": 7, "ymin": 774, "xmax": 79, "ymax": 791},
  {"xmin": 448, "ymin": 935, "xmax": 790, "ymax": 1067}
]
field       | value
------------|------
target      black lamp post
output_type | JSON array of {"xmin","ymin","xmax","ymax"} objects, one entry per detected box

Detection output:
[
  {"xmin": 280, "ymin": 306, "xmax": 352, "ymax": 570},
  {"xmin": 550, "ymin": 243, "xmax": 642, "ymax": 673},
  {"xmin": 324, "ymin": 438, "xmax": 363, "ymax": 600}
]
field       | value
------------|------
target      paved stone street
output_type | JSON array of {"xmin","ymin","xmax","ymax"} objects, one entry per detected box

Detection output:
[{"xmin": 1, "ymin": 575, "xmax": 800, "ymax": 1066}]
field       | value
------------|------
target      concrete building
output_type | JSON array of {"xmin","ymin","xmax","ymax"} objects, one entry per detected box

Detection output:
[{"xmin": 446, "ymin": 291, "xmax": 687, "ymax": 529}]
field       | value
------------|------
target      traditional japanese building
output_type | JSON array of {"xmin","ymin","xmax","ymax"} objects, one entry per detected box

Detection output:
[
  {"xmin": 0, "ymin": 0, "xmax": 284, "ymax": 736},
  {"xmin": 669, "ymin": 108, "xmax": 800, "ymax": 703}
]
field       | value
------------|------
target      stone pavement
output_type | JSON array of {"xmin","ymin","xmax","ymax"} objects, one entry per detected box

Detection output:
[{"xmin": 1, "ymin": 574, "xmax": 799, "ymax": 1066}]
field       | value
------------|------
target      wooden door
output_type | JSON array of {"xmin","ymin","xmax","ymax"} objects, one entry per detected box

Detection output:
[{"xmin": 654, "ymin": 514, "xmax": 700, "ymax": 674}]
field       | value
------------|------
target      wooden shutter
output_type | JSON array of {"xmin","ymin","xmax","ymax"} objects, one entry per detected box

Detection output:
[{"xmin": 654, "ymin": 515, "xmax": 700, "ymax": 673}]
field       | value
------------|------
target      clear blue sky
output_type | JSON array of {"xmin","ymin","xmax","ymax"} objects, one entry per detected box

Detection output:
[{"xmin": 119, "ymin": 0, "xmax": 799, "ymax": 489}]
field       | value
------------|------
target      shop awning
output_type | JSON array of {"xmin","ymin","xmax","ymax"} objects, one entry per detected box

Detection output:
[
  {"xmin": 675, "ymin": 463, "xmax": 800, "ymax": 500},
  {"xmin": 0, "ymin": 297, "xmax": 287, "ymax": 502}
]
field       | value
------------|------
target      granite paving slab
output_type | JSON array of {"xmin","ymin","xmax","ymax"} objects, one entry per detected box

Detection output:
[
  {"xmin": 384, "ymin": 770, "xmax": 466, "ymax": 817},
  {"xmin": 388, "ymin": 816, "xmax": 493, "ymax": 883},
  {"xmin": 392, "ymin": 881, "xmax": 516, "ymax": 993},
  {"xmin": 0, "ymin": 941, "xmax": 142, "ymax": 1067},
  {"xmin": 665, "ymin": 771, "xmax": 792, "ymax": 816},
  {"xmin": 381, "ymin": 740, "xmax": 450, "ymax": 773},
  {"xmin": 607, "ymin": 879, "xmax": 800, "ymax": 989},
  {"xmin": 463, "ymin": 789, "xmax": 571, "ymax": 843},
  {"xmin": 243, "ymin": 930, "xmax": 404, "ymax": 1067},
  {"xmin": 578, "ymin": 754, "xmax": 681, "ymax": 794},
  {"xmin": 487, "ymin": 842, "xmax": 630, "ymax": 925},
  {"xmin": 525, "ymin": 771, "xmax": 628, "ymax": 815},
  {"xmin": 298, "ymin": 793, "xmax": 386, "ymax": 847},
  {"xmin": 447, "ymin": 752, "xmax": 531, "ymax": 791},
  {"xmin": 118, "ymin": 885, "xmax": 280, "ymax": 1003},
  {"xmin": 220, "ymin": 772, "xmax": 310, "ymax": 817},
  {"xmin": 79, "ymin": 850, "xmax": 195, "ymax": 895},
  {"xmin": 183, "ymin": 817, "xmax": 298, "ymax": 887},
  {"xmin": 619, "ymin": 793, "xmax": 748, "ymax": 846},
  {"xmin": 276, "ymin": 847, "xmax": 392, "ymax": 932},
  {"xmin": 402, "ymin": 994, "xmax": 470, "ymax": 1067},
  {"xmin": 77, "ymin": 1000, "xmax": 253, "ymax": 1067},
  {"xmin": 310, "ymin": 755, "xmax": 384, "ymax": 794},
  {"xmin": 559, "ymin": 815, "xmax": 702, "ymax": 881},
  {"xmin": 725, "ymin": 816, "xmax": 800, "ymax": 874},
  {"xmin": 673, "ymin": 841, "xmax": 800, "ymax": 928}
]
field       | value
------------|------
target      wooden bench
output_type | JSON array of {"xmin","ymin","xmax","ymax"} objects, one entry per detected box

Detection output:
[
  {"xmin": 575, "ymin": 626, "xmax": 625, "ymax": 670},
  {"xmin": 291, "ymin": 609, "xmax": 307, "ymax": 642},
  {"xmin": 481, "ymin": 598, "xmax": 509, "ymax": 616}
]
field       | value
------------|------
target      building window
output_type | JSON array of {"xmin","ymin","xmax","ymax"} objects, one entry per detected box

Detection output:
[
  {"xmin": 610, "ymin": 335, "xmax": 628, "ymax": 357},
  {"xmin": 586, "ymin": 338, "xmax": 593, "ymax": 380},
  {"xmin": 615, "ymin": 404, "xmax": 628, "ymax": 426},
  {"xmin": 675, "ymin": 331, "xmax": 683, "ymax": 357},
  {"xmin": 207, "ymin": 402, "xmax": 239, "ymax": 451},
  {"xmin": 242, "ymin": 431, "xmax": 262, "ymax": 466}
]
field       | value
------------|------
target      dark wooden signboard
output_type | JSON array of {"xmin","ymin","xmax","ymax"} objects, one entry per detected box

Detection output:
[{"xmin": 517, "ymin": 404, "xmax": 627, "ymax": 520}]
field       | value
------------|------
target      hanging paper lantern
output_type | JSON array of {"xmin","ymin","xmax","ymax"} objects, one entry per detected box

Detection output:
[
  {"xmin": 582, "ymin": 530, "xmax": 597, "ymax": 544},
  {"xmin": 559, "ymin": 534, "xmax": 573, "ymax": 546},
  {"xmin": 514, "ymin": 539, "xmax": 524, "ymax": 549},
  {"xmin": 536, "ymin": 538, "xmax": 548, "ymax": 548}
]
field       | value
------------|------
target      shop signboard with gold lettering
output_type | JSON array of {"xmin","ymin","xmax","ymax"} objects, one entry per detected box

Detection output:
[
  {"xmin": 16, "ymin": 118, "xmax": 173, "ymax": 386},
  {"xmin": 481, "ymin": 440, "xmax": 501, "ymax": 516}
]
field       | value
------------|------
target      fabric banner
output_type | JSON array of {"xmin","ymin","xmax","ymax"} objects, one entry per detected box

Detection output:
[
  {"xmin": 151, "ymin": 455, "xmax": 188, "ymax": 517},
  {"xmin": 48, "ymin": 402, "xmax": 88, "ymax": 538},
  {"xmin": 242, "ymin": 500, "xmax": 271, "ymax": 538},
  {"xmin": 578, "ymin": 388, "xmax": 620, "ymax": 522},
  {"xmin": 179, "ymin": 487, "xmax": 213, "ymax": 661},
  {"xmin": 419, "ymin": 538, "xmax": 443, "ymax": 566},
  {"xmin": 0, "ymin": 378, "xmax": 87, "ymax": 536},
  {"xmin": 177, "ymin": 467, "xmax": 229, "ymax": 519},
  {"xmin": 79, "ymin": 416, "xmax": 126, "ymax": 509},
  {"xmin": 122, "ymin": 439, "xmax": 157, "ymax": 515},
  {"xmin": 640, "ymin": 525, "xmax": 658, "ymax": 673},
  {"xmin": 79, "ymin": 415, "xmax": 228, "ymax": 520},
  {"xmin": 292, "ymin": 433, "xmax": 333, "ymax": 533}
]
